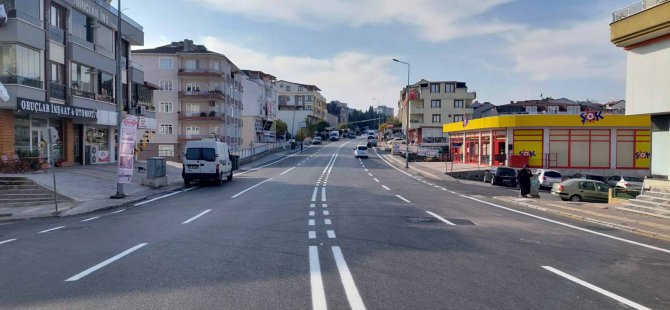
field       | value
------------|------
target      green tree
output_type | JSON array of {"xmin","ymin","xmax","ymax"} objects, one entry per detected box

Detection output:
[
  {"xmin": 315, "ymin": 120, "xmax": 330, "ymax": 133},
  {"xmin": 275, "ymin": 119, "xmax": 288, "ymax": 138}
]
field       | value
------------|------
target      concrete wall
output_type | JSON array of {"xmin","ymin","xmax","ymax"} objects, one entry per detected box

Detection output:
[{"xmin": 626, "ymin": 39, "xmax": 670, "ymax": 116}]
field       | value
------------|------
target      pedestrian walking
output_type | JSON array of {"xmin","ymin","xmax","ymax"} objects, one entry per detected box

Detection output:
[
  {"xmin": 300, "ymin": 141, "xmax": 303, "ymax": 152},
  {"xmin": 517, "ymin": 164, "xmax": 533, "ymax": 197}
]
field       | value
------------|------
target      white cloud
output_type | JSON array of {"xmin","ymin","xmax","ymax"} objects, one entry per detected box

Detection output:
[
  {"xmin": 192, "ymin": 0, "xmax": 519, "ymax": 42},
  {"xmin": 201, "ymin": 36, "xmax": 402, "ymax": 110},
  {"xmin": 504, "ymin": 20, "xmax": 626, "ymax": 81}
]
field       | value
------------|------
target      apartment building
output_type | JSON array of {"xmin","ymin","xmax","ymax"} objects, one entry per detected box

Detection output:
[
  {"xmin": 133, "ymin": 39, "xmax": 244, "ymax": 162},
  {"xmin": 611, "ymin": 0, "xmax": 670, "ymax": 180},
  {"xmin": 327, "ymin": 100, "xmax": 350, "ymax": 126},
  {"xmin": 241, "ymin": 70, "xmax": 278, "ymax": 144},
  {"xmin": 276, "ymin": 80, "xmax": 326, "ymax": 136},
  {"xmin": 0, "ymin": 0, "xmax": 155, "ymax": 166},
  {"xmin": 376, "ymin": 105, "xmax": 394, "ymax": 119},
  {"xmin": 398, "ymin": 79, "xmax": 476, "ymax": 145}
]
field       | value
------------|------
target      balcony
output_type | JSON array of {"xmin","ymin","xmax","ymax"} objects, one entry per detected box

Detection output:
[
  {"xmin": 178, "ymin": 90, "xmax": 225, "ymax": 101},
  {"xmin": 611, "ymin": 0, "xmax": 670, "ymax": 47},
  {"xmin": 178, "ymin": 68, "xmax": 225, "ymax": 78},
  {"xmin": 0, "ymin": 75, "xmax": 43, "ymax": 89},
  {"xmin": 71, "ymin": 88, "xmax": 95, "ymax": 100},
  {"xmin": 49, "ymin": 83, "xmax": 66, "ymax": 100},
  {"xmin": 178, "ymin": 134, "xmax": 218, "ymax": 142},
  {"xmin": 411, "ymin": 107, "xmax": 424, "ymax": 114},
  {"xmin": 178, "ymin": 111, "xmax": 226, "ymax": 122},
  {"xmin": 613, "ymin": 0, "xmax": 668, "ymax": 21}
]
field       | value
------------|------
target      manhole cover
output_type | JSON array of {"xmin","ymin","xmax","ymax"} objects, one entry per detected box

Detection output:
[
  {"xmin": 447, "ymin": 219, "xmax": 475, "ymax": 225},
  {"xmin": 405, "ymin": 217, "xmax": 438, "ymax": 223}
]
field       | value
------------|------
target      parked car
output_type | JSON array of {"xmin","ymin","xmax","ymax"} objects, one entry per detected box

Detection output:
[
  {"xmin": 483, "ymin": 167, "xmax": 517, "ymax": 186},
  {"xmin": 367, "ymin": 138, "xmax": 378, "ymax": 147},
  {"xmin": 605, "ymin": 175, "xmax": 643, "ymax": 190},
  {"xmin": 312, "ymin": 136, "xmax": 322, "ymax": 145},
  {"xmin": 182, "ymin": 140, "xmax": 233, "ymax": 187},
  {"xmin": 354, "ymin": 144, "xmax": 368, "ymax": 158},
  {"xmin": 533, "ymin": 169, "xmax": 562, "ymax": 188},
  {"xmin": 569, "ymin": 172, "xmax": 606, "ymax": 183},
  {"xmin": 551, "ymin": 179, "xmax": 611, "ymax": 202}
]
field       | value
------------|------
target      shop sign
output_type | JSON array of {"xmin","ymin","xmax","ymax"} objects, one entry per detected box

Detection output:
[
  {"xmin": 635, "ymin": 151, "xmax": 651, "ymax": 159},
  {"xmin": 462, "ymin": 117, "xmax": 469, "ymax": 128},
  {"xmin": 580, "ymin": 110, "xmax": 604, "ymax": 125},
  {"xmin": 17, "ymin": 97, "xmax": 97, "ymax": 120},
  {"xmin": 117, "ymin": 115, "xmax": 138, "ymax": 184},
  {"xmin": 68, "ymin": 0, "xmax": 117, "ymax": 31},
  {"xmin": 518, "ymin": 150, "xmax": 536, "ymax": 157}
]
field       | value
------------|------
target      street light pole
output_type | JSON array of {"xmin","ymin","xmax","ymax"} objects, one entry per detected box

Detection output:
[
  {"xmin": 393, "ymin": 59, "xmax": 410, "ymax": 168},
  {"xmin": 112, "ymin": 0, "xmax": 125, "ymax": 198}
]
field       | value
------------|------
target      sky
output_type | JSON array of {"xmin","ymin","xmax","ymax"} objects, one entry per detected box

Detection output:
[{"xmin": 118, "ymin": 0, "xmax": 632, "ymax": 111}]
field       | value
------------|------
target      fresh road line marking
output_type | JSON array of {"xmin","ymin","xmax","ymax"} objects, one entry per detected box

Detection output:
[
  {"xmin": 234, "ymin": 150, "xmax": 305, "ymax": 176},
  {"xmin": 280, "ymin": 167, "xmax": 296, "ymax": 175},
  {"xmin": 327, "ymin": 230, "xmax": 336, "ymax": 238},
  {"xmin": 542, "ymin": 266, "xmax": 651, "ymax": 310},
  {"xmin": 182, "ymin": 209, "xmax": 212, "ymax": 224},
  {"xmin": 323, "ymin": 211, "xmax": 330, "ymax": 216},
  {"xmin": 0, "ymin": 239, "xmax": 17, "ymax": 245},
  {"xmin": 81, "ymin": 216, "xmax": 100, "ymax": 222},
  {"xmin": 434, "ymin": 185, "xmax": 440, "ymax": 188},
  {"xmin": 332, "ymin": 246, "xmax": 366, "ymax": 310},
  {"xmin": 65, "ymin": 243, "xmax": 148, "ymax": 282},
  {"xmin": 231, "ymin": 178, "xmax": 274, "ymax": 198},
  {"xmin": 309, "ymin": 219, "xmax": 315, "ymax": 226},
  {"xmin": 382, "ymin": 185, "xmax": 390, "ymax": 191},
  {"xmin": 441, "ymin": 188, "xmax": 447, "ymax": 191},
  {"xmin": 322, "ymin": 204, "xmax": 328, "ymax": 208},
  {"xmin": 325, "ymin": 219, "xmax": 332, "ymax": 225},
  {"xmin": 309, "ymin": 211, "xmax": 315, "ymax": 216},
  {"xmin": 374, "ymin": 178, "xmax": 379, "ymax": 182},
  {"xmin": 462, "ymin": 195, "xmax": 670, "ymax": 254},
  {"xmin": 309, "ymin": 246, "xmax": 327, "ymax": 310},
  {"xmin": 38, "ymin": 226, "xmax": 66, "ymax": 234},
  {"xmin": 310, "ymin": 203, "xmax": 316, "ymax": 208},
  {"xmin": 309, "ymin": 231, "xmax": 316, "ymax": 239},
  {"xmin": 110, "ymin": 209, "xmax": 126, "ymax": 214},
  {"xmin": 364, "ymin": 169, "xmax": 368, "ymax": 172},
  {"xmin": 367, "ymin": 173, "xmax": 373, "ymax": 177},
  {"xmin": 321, "ymin": 187, "xmax": 327, "ymax": 202},
  {"xmin": 426, "ymin": 211, "xmax": 456, "ymax": 226},
  {"xmin": 134, "ymin": 191, "xmax": 181, "ymax": 206},
  {"xmin": 311, "ymin": 187, "xmax": 319, "ymax": 202},
  {"xmin": 395, "ymin": 195, "xmax": 411, "ymax": 203}
]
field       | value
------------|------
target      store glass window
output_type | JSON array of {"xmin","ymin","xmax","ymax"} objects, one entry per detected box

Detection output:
[
  {"xmin": 14, "ymin": 113, "xmax": 30, "ymax": 154},
  {"xmin": 0, "ymin": 43, "xmax": 42, "ymax": 88},
  {"xmin": 86, "ymin": 127, "xmax": 111, "ymax": 164}
]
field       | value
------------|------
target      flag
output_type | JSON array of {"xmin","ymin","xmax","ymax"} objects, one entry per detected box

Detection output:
[
  {"xmin": 0, "ymin": 82, "xmax": 9, "ymax": 102},
  {"xmin": 0, "ymin": 5, "xmax": 7, "ymax": 28}
]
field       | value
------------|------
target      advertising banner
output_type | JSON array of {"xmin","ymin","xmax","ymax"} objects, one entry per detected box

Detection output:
[{"xmin": 117, "ymin": 115, "xmax": 138, "ymax": 184}]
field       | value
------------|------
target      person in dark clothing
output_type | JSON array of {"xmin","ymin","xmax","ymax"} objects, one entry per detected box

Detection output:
[{"xmin": 517, "ymin": 164, "xmax": 533, "ymax": 197}]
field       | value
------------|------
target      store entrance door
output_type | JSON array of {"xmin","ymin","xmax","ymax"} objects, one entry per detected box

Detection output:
[
  {"xmin": 74, "ymin": 125, "xmax": 83, "ymax": 164},
  {"xmin": 31, "ymin": 128, "xmax": 47, "ymax": 158}
]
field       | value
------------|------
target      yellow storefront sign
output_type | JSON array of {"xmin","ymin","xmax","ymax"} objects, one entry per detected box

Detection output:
[{"xmin": 443, "ymin": 114, "xmax": 651, "ymax": 133}]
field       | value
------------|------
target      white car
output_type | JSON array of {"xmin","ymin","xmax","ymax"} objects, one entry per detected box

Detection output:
[
  {"xmin": 182, "ymin": 139, "xmax": 233, "ymax": 187},
  {"xmin": 605, "ymin": 175, "xmax": 643, "ymax": 190},
  {"xmin": 354, "ymin": 144, "xmax": 368, "ymax": 158},
  {"xmin": 533, "ymin": 169, "xmax": 562, "ymax": 188}
]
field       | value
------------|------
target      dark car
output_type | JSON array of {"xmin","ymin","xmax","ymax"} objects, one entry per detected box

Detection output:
[
  {"xmin": 483, "ymin": 167, "xmax": 517, "ymax": 186},
  {"xmin": 569, "ymin": 172, "xmax": 606, "ymax": 183}
]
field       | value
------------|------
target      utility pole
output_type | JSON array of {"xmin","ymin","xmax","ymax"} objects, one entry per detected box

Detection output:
[{"xmin": 111, "ymin": 0, "xmax": 125, "ymax": 198}]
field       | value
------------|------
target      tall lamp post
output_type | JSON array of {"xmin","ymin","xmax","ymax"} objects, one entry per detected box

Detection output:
[
  {"xmin": 112, "ymin": 0, "xmax": 125, "ymax": 198},
  {"xmin": 392, "ymin": 58, "xmax": 410, "ymax": 168}
]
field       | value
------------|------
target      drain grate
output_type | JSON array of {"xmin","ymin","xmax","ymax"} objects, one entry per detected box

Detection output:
[
  {"xmin": 446, "ymin": 219, "xmax": 475, "ymax": 225},
  {"xmin": 405, "ymin": 217, "xmax": 438, "ymax": 223}
]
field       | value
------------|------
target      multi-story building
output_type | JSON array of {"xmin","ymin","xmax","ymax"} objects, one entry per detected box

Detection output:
[
  {"xmin": 0, "ymin": 0, "xmax": 155, "ymax": 166},
  {"xmin": 398, "ymin": 79, "xmax": 476, "ymax": 146},
  {"xmin": 611, "ymin": 0, "xmax": 670, "ymax": 180},
  {"xmin": 376, "ymin": 105, "xmax": 394, "ymax": 119},
  {"xmin": 276, "ymin": 80, "xmax": 326, "ymax": 136},
  {"xmin": 241, "ymin": 70, "xmax": 277, "ymax": 144},
  {"xmin": 134, "ymin": 39, "xmax": 244, "ymax": 161},
  {"xmin": 327, "ymin": 100, "xmax": 349, "ymax": 126}
]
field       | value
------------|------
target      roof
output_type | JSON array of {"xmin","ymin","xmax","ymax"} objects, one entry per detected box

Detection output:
[
  {"xmin": 241, "ymin": 70, "xmax": 277, "ymax": 81},
  {"xmin": 277, "ymin": 80, "xmax": 321, "ymax": 91},
  {"xmin": 133, "ymin": 39, "xmax": 239, "ymax": 71}
]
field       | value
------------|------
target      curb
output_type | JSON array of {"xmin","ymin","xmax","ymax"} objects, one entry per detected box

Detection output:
[
  {"xmin": 493, "ymin": 197, "xmax": 670, "ymax": 243},
  {"xmin": 379, "ymin": 151, "xmax": 458, "ymax": 183}
]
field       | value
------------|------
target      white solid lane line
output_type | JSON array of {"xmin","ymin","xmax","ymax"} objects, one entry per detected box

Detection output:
[
  {"xmin": 395, "ymin": 195, "xmax": 411, "ymax": 203},
  {"xmin": 382, "ymin": 185, "xmax": 390, "ymax": 191},
  {"xmin": 231, "ymin": 178, "xmax": 274, "ymax": 198},
  {"xmin": 323, "ymin": 211, "xmax": 330, "ymax": 216},
  {"xmin": 309, "ymin": 211, "xmax": 315, "ymax": 216},
  {"xmin": 309, "ymin": 219, "xmax": 315, "ymax": 226},
  {"xmin": 110, "ymin": 209, "xmax": 126, "ymax": 214},
  {"xmin": 462, "ymin": 195, "xmax": 670, "ymax": 254},
  {"xmin": 280, "ymin": 167, "xmax": 296, "ymax": 175},
  {"xmin": 0, "ymin": 239, "xmax": 17, "ymax": 245},
  {"xmin": 332, "ymin": 246, "xmax": 366, "ymax": 310},
  {"xmin": 542, "ymin": 266, "xmax": 651, "ymax": 310},
  {"xmin": 325, "ymin": 219, "xmax": 332, "ymax": 225},
  {"xmin": 425, "ymin": 211, "xmax": 456, "ymax": 226},
  {"xmin": 182, "ymin": 209, "xmax": 212, "ymax": 224},
  {"xmin": 311, "ymin": 187, "xmax": 319, "ymax": 202},
  {"xmin": 65, "ymin": 243, "xmax": 148, "ymax": 282},
  {"xmin": 134, "ymin": 191, "xmax": 182, "ymax": 206},
  {"xmin": 327, "ymin": 230, "xmax": 336, "ymax": 238},
  {"xmin": 309, "ymin": 246, "xmax": 328, "ymax": 310},
  {"xmin": 38, "ymin": 226, "xmax": 66, "ymax": 234},
  {"xmin": 309, "ymin": 231, "xmax": 316, "ymax": 239},
  {"xmin": 81, "ymin": 216, "xmax": 100, "ymax": 222},
  {"xmin": 321, "ymin": 187, "xmax": 327, "ymax": 202},
  {"xmin": 374, "ymin": 178, "xmax": 379, "ymax": 182}
]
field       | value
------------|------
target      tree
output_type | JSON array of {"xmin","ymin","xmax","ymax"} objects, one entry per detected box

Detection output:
[
  {"xmin": 275, "ymin": 119, "xmax": 288, "ymax": 138},
  {"xmin": 338, "ymin": 124, "xmax": 348, "ymax": 130},
  {"xmin": 315, "ymin": 120, "xmax": 330, "ymax": 133}
]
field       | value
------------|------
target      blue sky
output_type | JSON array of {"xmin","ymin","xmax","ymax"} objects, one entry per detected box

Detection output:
[{"xmin": 119, "ymin": 0, "xmax": 633, "ymax": 111}]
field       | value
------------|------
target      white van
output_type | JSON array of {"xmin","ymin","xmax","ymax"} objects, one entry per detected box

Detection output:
[
  {"xmin": 329, "ymin": 131, "xmax": 340, "ymax": 141},
  {"xmin": 182, "ymin": 140, "xmax": 233, "ymax": 187}
]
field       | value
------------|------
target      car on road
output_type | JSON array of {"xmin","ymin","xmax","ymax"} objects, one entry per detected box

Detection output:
[
  {"xmin": 348, "ymin": 133, "xmax": 356, "ymax": 139},
  {"xmin": 605, "ymin": 175, "xmax": 643, "ymax": 190},
  {"xmin": 551, "ymin": 179, "xmax": 611, "ymax": 202},
  {"xmin": 312, "ymin": 136, "xmax": 322, "ymax": 145},
  {"xmin": 354, "ymin": 144, "xmax": 368, "ymax": 158},
  {"xmin": 483, "ymin": 167, "xmax": 517, "ymax": 187},
  {"xmin": 182, "ymin": 140, "xmax": 233, "ymax": 187},
  {"xmin": 533, "ymin": 169, "xmax": 562, "ymax": 188},
  {"xmin": 367, "ymin": 138, "xmax": 378, "ymax": 147},
  {"xmin": 329, "ymin": 131, "xmax": 340, "ymax": 141},
  {"xmin": 569, "ymin": 172, "xmax": 607, "ymax": 183}
]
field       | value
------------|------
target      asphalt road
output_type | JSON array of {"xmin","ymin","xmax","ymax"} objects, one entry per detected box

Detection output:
[{"xmin": 1, "ymin": 138, "xmax": 669, "ymax": 309}]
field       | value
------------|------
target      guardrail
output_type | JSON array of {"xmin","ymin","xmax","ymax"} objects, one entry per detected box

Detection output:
[
  {"xmin": 231, "ymin": 142, "xmax": 288, "ymax": 160},
  {"xmin": 613, "ymin": 0, "xmax": 669, "ymax": 21}
]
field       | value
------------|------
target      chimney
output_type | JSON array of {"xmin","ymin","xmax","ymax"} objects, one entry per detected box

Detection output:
[{"xmin": 183, "ymin": 39, "xmax": 193, "ymax": 51}]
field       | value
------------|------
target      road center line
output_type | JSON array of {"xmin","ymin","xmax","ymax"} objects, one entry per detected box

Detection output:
[
  {"xmin": 0, "ymin": 239, "xmax": 17, "ymax": 245},
  {"xmin": 309, "ymin": 246, "xmax": 327, "ymax": 310},
  {"xmin": 311, "ymin": 187, "xmax": 319, "ymax": 202},
  {"xmin": 374, "ymin": 178, "xmax": 379, "ymax": 182},
  {"xmin": 382, "ymin": 185, "xmax": 390, "ymax": 191},
  {"xmin": 38, "ymin": 226, "xmax": 66, "ymax": 234},
  {"xmin": 310, "ymin": 203, "xmax": 316, "ymax": 208},
  {"xmin": 321, "ymin": 187, "xmax": 327, "ymax": 202},
  {"xmin": 280, "ymin": 167, "xmax": 296, "ymax": 175},
  {"xmin": 231, "ymin": 178, "xmax": 274, "ymax": 198},
  {"xmin": 395, "ymin": 195, "xmax": 411, "ymax": 203},
  {"xmin": 81, "ymin": 216, "xmax": 100, "ymax": 222},
  {"xmin": 110, "ymin": 209, "xmax": 126, "ymax": 214},
  {"xmin": 182, "ymin": 209, "xmax": 212, "ymax": 224},
  {"xmin": 332, "ymin": 246, "xmax": 366, "ymax": 310},
  {"xmin": 541, "ymin": 266, "xmax": 651, "ymax": 310},
  {"xmin": 327, "ymin": 230, "xmax": 336, "ymax": 238},
  {"xmin": 426, "ymin": 211, "xmax": 456, "ymax": 226},
  {"xmin": 65, "ymin": 243, "xmax": 148, "ymax": 282}
]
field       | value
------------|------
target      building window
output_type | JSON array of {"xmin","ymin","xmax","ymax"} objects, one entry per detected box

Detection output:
[
  {"xmin": 160, "ymin": 101, "xmax": 173, "ymax": 113},
  {"xmin": 185, "ymin": 103, "xmax": 200, "ymax": 116},
  {"xmin": 453, "ymin": 115, "xmax": 464, "ymax": 122},
  {"xmin": 547, "ymin": 106, "xmax": 559, "ymax": 114},
  {"xmin": 431, "ymin": 99, "xmax": 441, "ymax": 108},
  {"xmin": 454, "ymin": 100, "xmax": 464, "ymax": 108},
  {"xmin": 286, "ymin": 86, "xmax": 291, "ymax": 92},
  {"xmin": 185, "ymin": 125, "xmax": 200, "ymax": 136},
  {"xmin": 158, "ymin": 145, "xmax": 174, "ymax": 157},
  {"xmin": 50, "ymin": 4, "xmax": 66, "ymax": 29},
  {"xmin": 306, "ymin": 95, "xmax": 313, "ymax": 102},
  {"xmin": 0, "ymin": 43, "xmax": 42, "ymax": 88},
  {"xmin": 298, "ymin": 86, "xmax": 304, "ymax": 91},
  {"xmin": 567, "ymin": 106, "xmax": 580, "ymax": 114},
  {"xmin": 212, "ymin": 61, "xmax": 220, "ymax": 71},
  {"xmin": 159, "ymin": 124, "xmax": 173, "ymax": 135},
  {"xmin": 432, "ymin": 114, "xmax": 441, "ymax": 123},
  {"xmin": 185, "ymin": 82, "xmax": 200, "ymax": 92},
  {"xmin": 71, "ymin": 9, "xmax": 94, "ymax": 43},
  {"xmin": 71, "ymin": 62, "xmax": 95, "ymax": 96},
  {"xmin": 184, "ymin": 59, "xmax": 199, "ymax": 70},
  {"xmin": 159, "ymin": 80, "xmax": 173, "ymax": 91},
  {"xmin": 98, "ymin": 71, "xmax": 114, "ymax": 102},
  {"xmin": 525, "ymin": 106, "xmax": 538, "ymax": 114},
  {"xmin": 95, "ymin": 25, "xmax": 114, "ymax": 53},
  {"xmin": 616, "ymin": 129, "xmax": 650, "ymax": 169},
  {"xmin": 445, "ymin": 83, "xmax": 455, "ymax": 93},
  {"xmin": 159, "ymin": 58, "xmax": 173, "ymax": 70},
  {"xmin": 430, "ymin": 83, "xmax": 440, "ymax": 93}
]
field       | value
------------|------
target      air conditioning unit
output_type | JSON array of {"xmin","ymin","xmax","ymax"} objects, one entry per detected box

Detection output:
[
  {"xmin": 209, "ymin": 100, "xmax": 216, "ymax": 106},
  {"xmin": 137, "ymin": 105, "xmax": 146, "ymax": 115}
]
